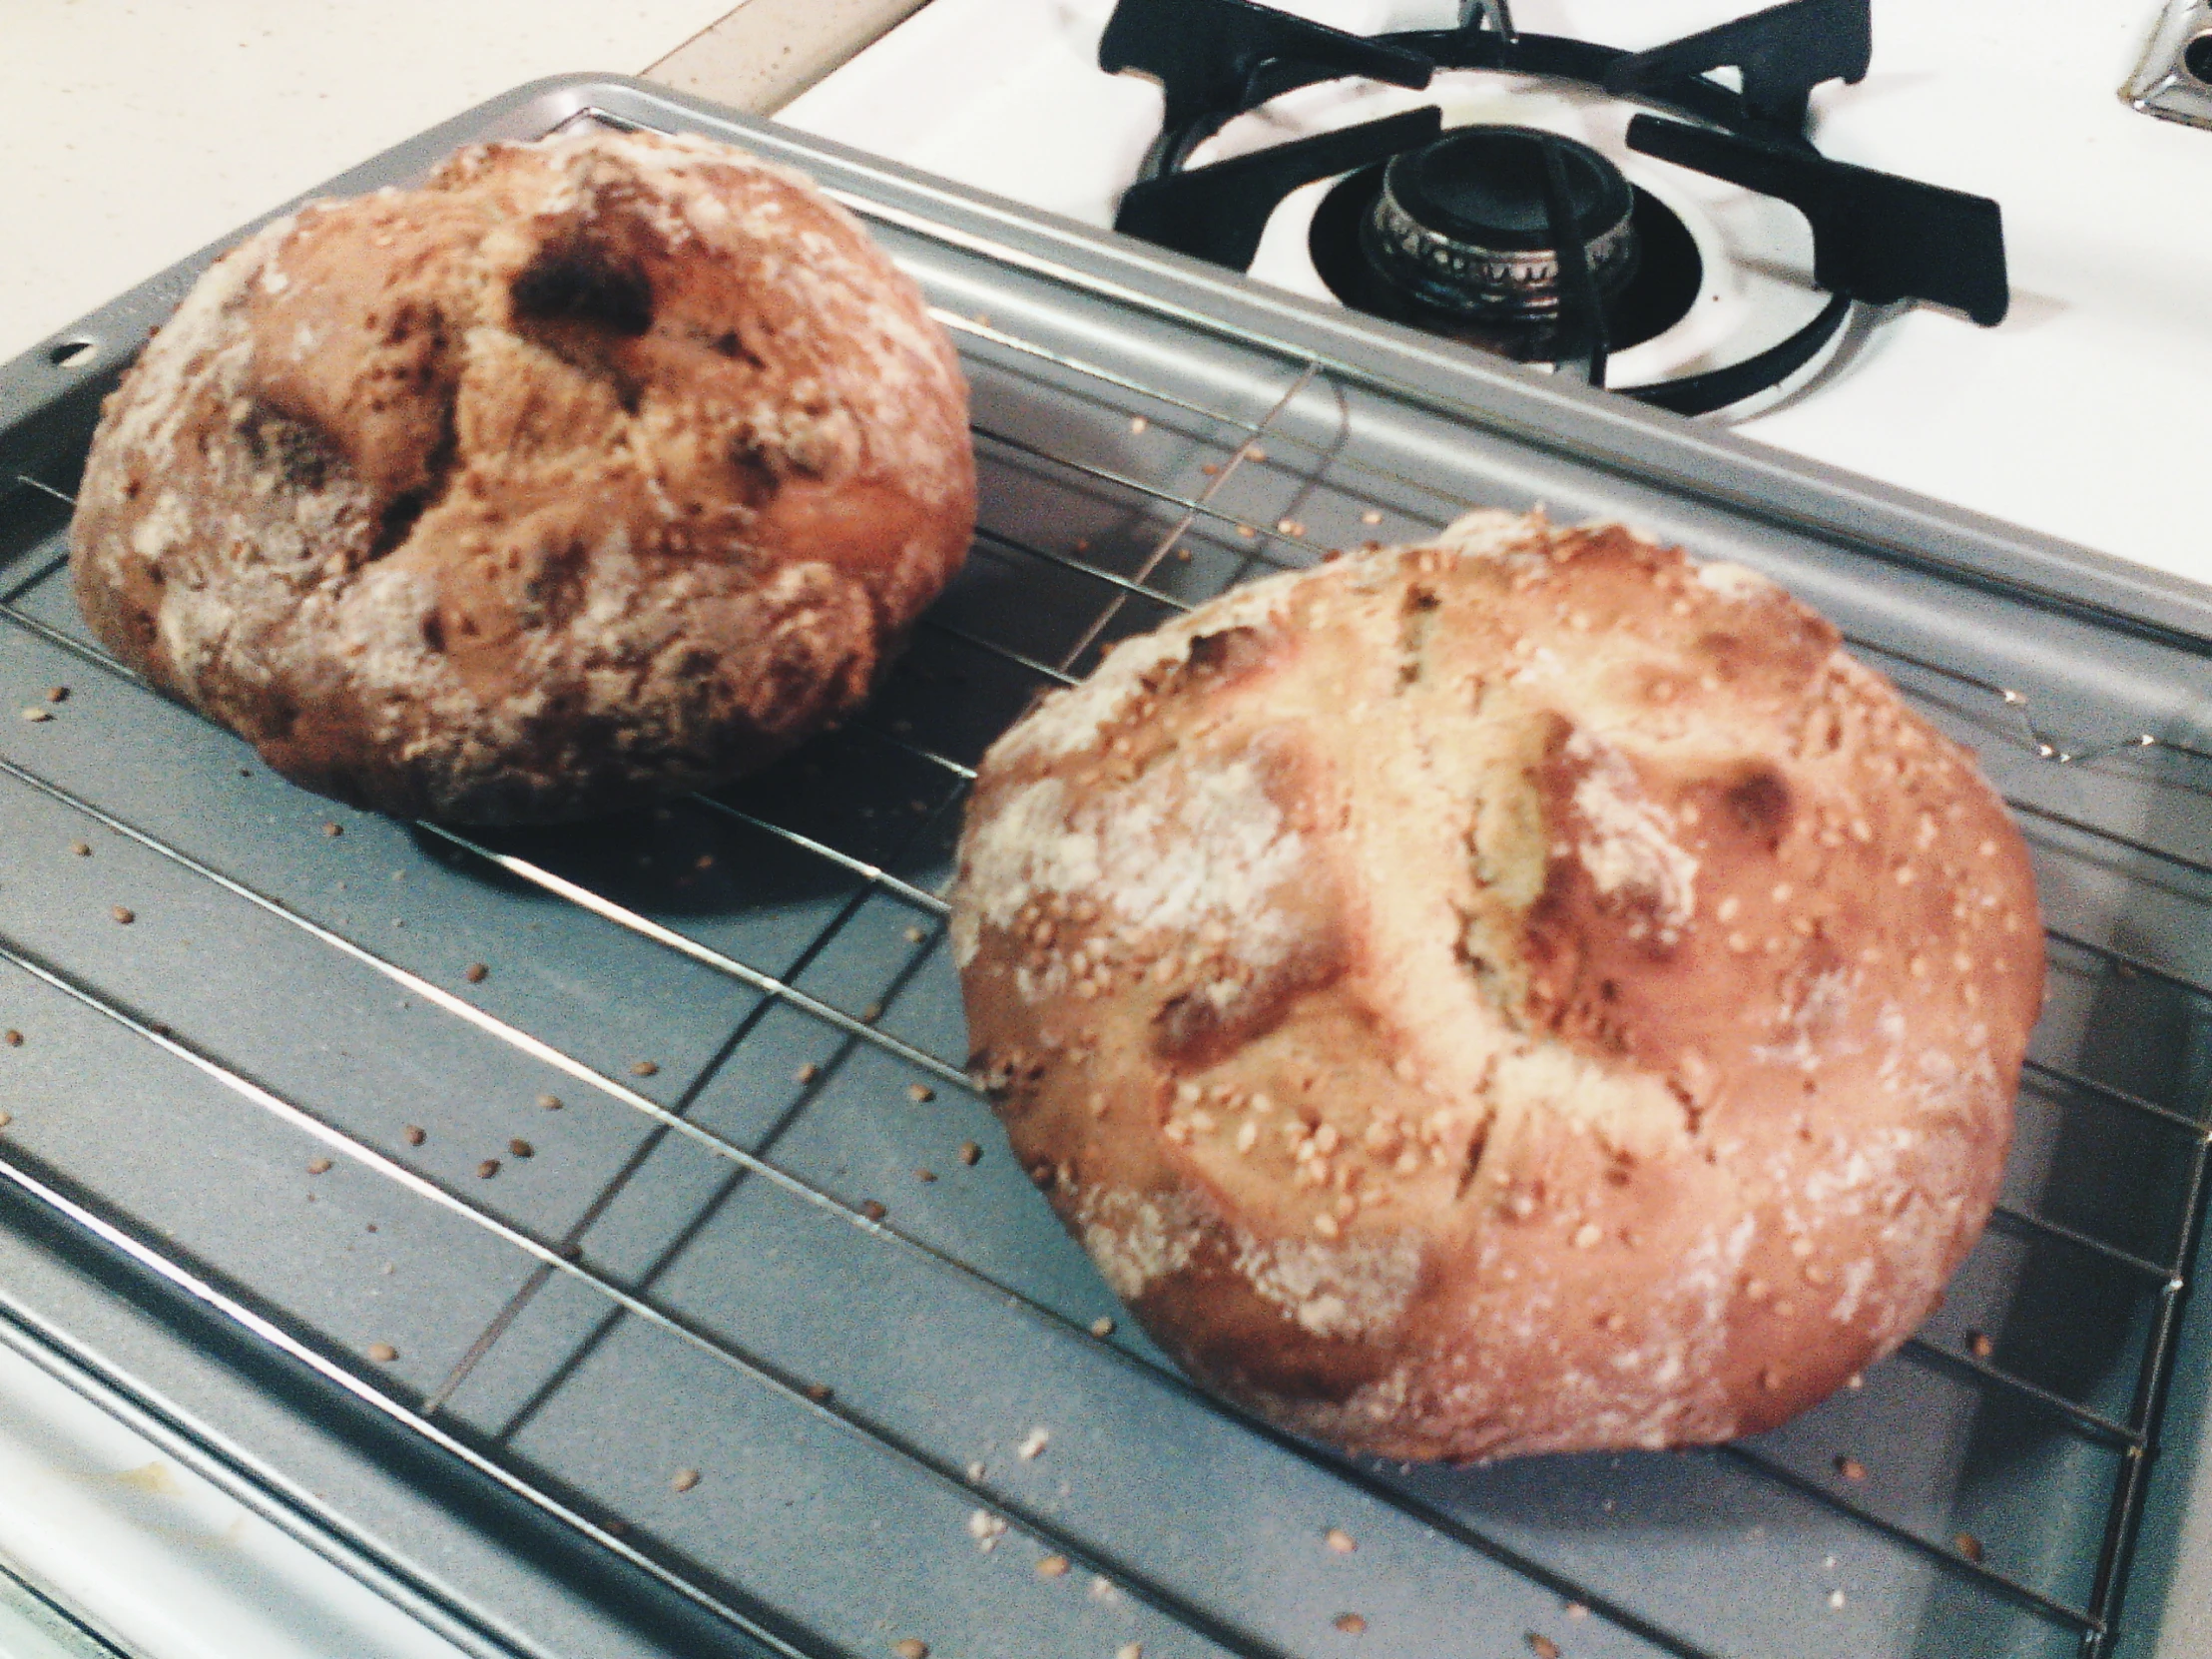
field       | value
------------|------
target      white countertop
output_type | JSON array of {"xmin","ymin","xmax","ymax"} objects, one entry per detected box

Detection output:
[{"xmin": 0, "ymin": 0, "xmax": 904, "ymax": 367}]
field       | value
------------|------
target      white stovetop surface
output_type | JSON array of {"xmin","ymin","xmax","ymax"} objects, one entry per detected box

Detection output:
[{"xmin": 784, "ymin": 0, "xmax": 2212, "ymax": 591}]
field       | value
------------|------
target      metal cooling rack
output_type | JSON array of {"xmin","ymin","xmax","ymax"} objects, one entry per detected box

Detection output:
[{"xmin": 1, "ymin": 78, "xmax": 2210, "ymax": 1659}]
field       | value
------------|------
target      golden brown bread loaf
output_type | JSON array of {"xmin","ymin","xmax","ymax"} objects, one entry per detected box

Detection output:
[
  {"xmin": 950, "ymin": 511, "xmax": 2042, "ymax": 1461},
  {"xmin": 69, "ymin": 128, "xmax": 974, "ymax": 823}
]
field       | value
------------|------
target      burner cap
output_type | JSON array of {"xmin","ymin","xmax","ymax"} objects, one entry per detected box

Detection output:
[{"xmin": 1361, "ymin": 126, "xmax": 1639, "ymax": 318}]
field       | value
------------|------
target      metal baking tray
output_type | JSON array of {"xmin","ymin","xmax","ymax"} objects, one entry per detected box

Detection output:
[{"xmin": 2, "ymin": 76, "xmax": 2209, "ymax": 1659}]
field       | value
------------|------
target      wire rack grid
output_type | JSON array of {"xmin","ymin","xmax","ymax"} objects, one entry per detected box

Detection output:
[{"xmin": 0, "ymin": 92, "xmax": 2209, "ymax": 1659}]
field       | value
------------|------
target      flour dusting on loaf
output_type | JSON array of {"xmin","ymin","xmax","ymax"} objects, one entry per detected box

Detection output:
[
  {"xmin": 951, "ymin": 511, "xmax": 2041, "ymax": 1461},
  {"xmin": 70, "ymin": 127, "xmax": 975, "ymax": 823}
]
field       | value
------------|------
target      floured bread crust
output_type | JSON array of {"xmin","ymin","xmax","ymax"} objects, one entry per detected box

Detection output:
[
  {"xmin": 70, "ymin": 128, "xmax": 974, "ymax": 823},
  {"xmin": 950, "ymin": 512, "xmax": 2041, "ymax": 1461}
]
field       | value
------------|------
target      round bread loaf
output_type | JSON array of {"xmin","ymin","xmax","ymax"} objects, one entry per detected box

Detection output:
[
  {"xmin": 70, "ymin": 128, "xmax": 974, "ymax": 823},
  {"xmin": 950, "ymin": 512, "xmax": 2041, "ymax": 1461}
]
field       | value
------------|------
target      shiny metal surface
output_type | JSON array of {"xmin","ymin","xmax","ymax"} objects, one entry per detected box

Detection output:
[
  {"xmin": 2124, "ymin": 0, "xmax": 2212, "ymax": 130},
  {"xmin": 1364, "ymin": 130, "xmax": 1639, "ymax": 316}
]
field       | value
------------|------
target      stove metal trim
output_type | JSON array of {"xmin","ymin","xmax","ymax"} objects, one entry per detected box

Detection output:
[{"xmin": 2126, "ymin": 0, "xmax": 2212, "ymax": 130}]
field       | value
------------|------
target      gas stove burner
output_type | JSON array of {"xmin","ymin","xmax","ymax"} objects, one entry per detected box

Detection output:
[
  {"xmin": 1101, "ymin": 0, "xmax": 2010, "ymax": 415},
  {"xmin": 1313, "ymin": 156, "xmax": 1701, "ymax": 365},
  {"xmin": 1362, "ymin": 127, "xmax": 1639, "ymax": 321}
]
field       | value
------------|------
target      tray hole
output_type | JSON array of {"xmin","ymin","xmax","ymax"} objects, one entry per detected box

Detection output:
[{"xmin": 47, "ymin": 338, "xmax": 97, "ymax": 369}]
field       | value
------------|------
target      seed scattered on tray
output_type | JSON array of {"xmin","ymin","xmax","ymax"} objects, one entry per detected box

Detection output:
[
  {"xmin": 45, "ymin": 687, "xmax": 68, "ymax": 704},
  {"xmin": 860, "ymin": 1200, "xmax": 887, "ymax": 1222},
  {"xmin": 1016, "ymin": 1426, "xmax": 1050, "ymax": 1461},
  {"xmin": 1118, "ymin": 1646, "xmax": 1144, "ymax": 1659},
  {"xmin": 464, "ymin": 962, "xmax": 488, "ymax": 983},
  {"xmin": 0, "ymin": 1112, "xmax": 13, "ymax": 1129},
  {"xmin": 966, "ymin": 1509, "xmax": 1006, "ymax": 1550},
  {"xmin": 1835, "ymin": 1455, "xmax": 1867, "ymax": 1481},
  {"xmin": 1526, "ymin": 1637, "xmax": 1560, "ymax": 1659},
  {"xmin": 508, "ymin": 1138, "xmax": 534, "ymax": 1158},
  {"xmin": 69, "ymin": 841, "xmax": 90, "ymax": 857},
  {"xmin": 906, "ymin": 1083, "xmax": 934, "ymax": 1104},
  {"xmin": 1565, "ymin": 1603, "xmax": 1588, "ymax": 1621},
  {"xmin": 1244, "ymin": 444, "xmax": 1268, "ymax": 463},
  {"xmin": 3, "ymin": 1030, "xmax": 20, "ymax": 1047},
  {"xmin": 20, "ymin": 708, "xmax": 50, "ymax": 723},
  {"xmin": 902, "ymin": 924, "xmax": 926, "ymax": 944},
  {"xmin": 306, "ymin": 1157, "xmax": 332, "ymax": 1175},
  {"xmin": 1362, "ymin": 510, "xmax": 1383, "ymax": 525},
  {"xmin": 1037, "ymin": 1553, "xmax": 1070, "ymax": 1578},
  {"xmin": 671, "ymin": 1467, "xmax": 701, "ymax": 1492},
  {"xmin": 630, "ymin": 1060, "xmax": 660, "ymax": 1077},
  {"xmin": 401, "ymin": 1125, "xmax": 425, "ymax": 1146},
  {"xmin": 892, "ymin": 1640, "xmax": 928, "ymax": 1659},
  {"xmin": 1325, "ymin": 1526, "xmax": 1357, "ymax": 1554},
  {"xmin": 795, "ymin": 1062, "xmax": 820, "ymax": 1085},
  {"xmin": 1128, "ymin": 415, "xmax": 1148, "ymax": 434},
  {"xmin": 1335, "ymin": 1613, "xmax": 1367, "ymax": 1635},
  {"xmin": 538, "ymin": 1093, "xmax": 563, "ymax": 1110},
  {"xmin": 1235, "ymin": 524, "xmax": 1257, "ymax": 539},
  {"xmin": 1966, "ymin": 1330, "xmax": 1994, "ymax": 1359},
  {"xmin": 366, "ymin": 1343, "xmax": 397, "ymax": 1364},
  {"xmin": 916, "ymin": 1168, "xmax": 937, "ymax": 1183},
  {"xmin": 110, "ymin": 905, "xmax": 135, "ymax": 925},
  {"xmin": 861, "ymin": 1001, "xmax": 883, "ymax": 1023},
  {"xmin": 1089, "ymin": 1317, "xmax": 1114, "ymax": 1339},
  {"xmin": 958, "ymin": 1141, "xmax": 981, "ymax": 1166},
  {"xmin": 476, "ymin": 1159, "xmax": 500, "ymax": 1179},
  {"xmin": 1828, "ymin": 1588, "xmax": 1847, "ymax": 1610},
  {"xmin": 1954, "ymin": 1531, "xmax": 1984, "ymax": 1564}
]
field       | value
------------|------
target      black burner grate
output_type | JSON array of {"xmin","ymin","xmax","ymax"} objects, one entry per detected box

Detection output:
[{"xmin": 1103, "ymin": 0, "xmax": 2009, "ymax": 413}]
